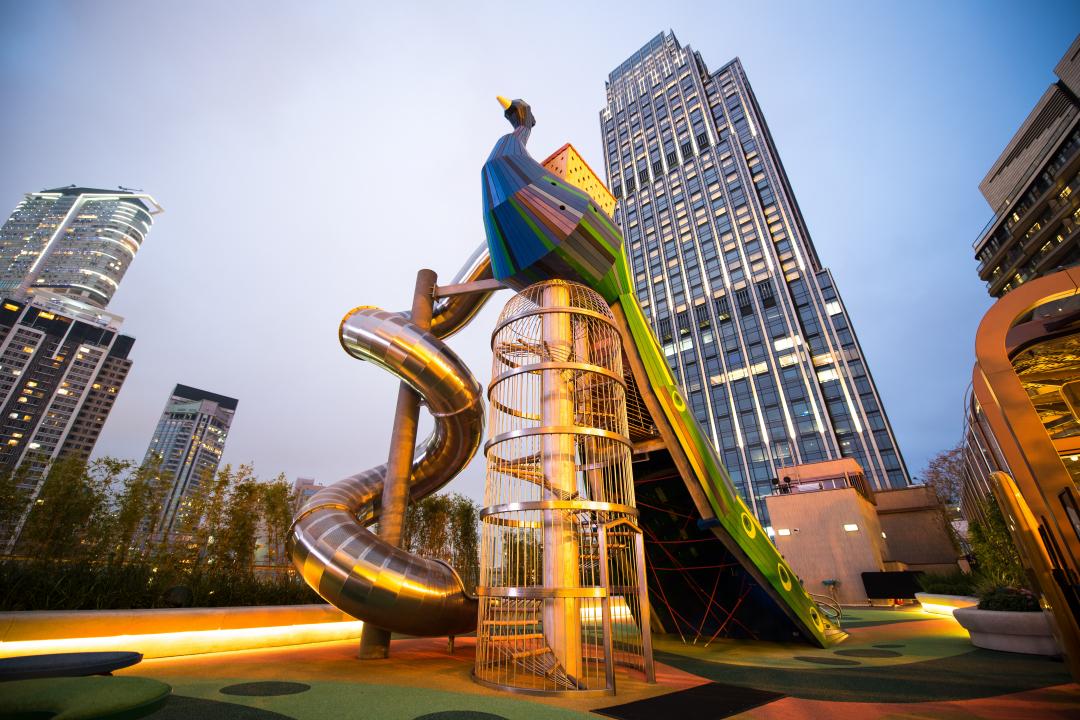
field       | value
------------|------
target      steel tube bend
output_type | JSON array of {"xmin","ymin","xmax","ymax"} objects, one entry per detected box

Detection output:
[{"xmin": 288, "ymin": 247, "xmax": 493, "ymax": 637}]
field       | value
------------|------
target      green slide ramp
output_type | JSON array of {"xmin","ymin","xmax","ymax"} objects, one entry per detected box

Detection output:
[{"xmin": 598, "ymin": 251, "xmax": 839, "ymax": 648}]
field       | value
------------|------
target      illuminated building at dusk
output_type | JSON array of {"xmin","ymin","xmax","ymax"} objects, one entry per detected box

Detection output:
[
  {"xmin": 601, "ymin": 33, "xmax": 910, "ymax": 520},
  {"xmin": 0, "ymin": 292, "xmax": 134, "ymax": 549},
  {"xmin": 145, "ymin": 384, "xmax": 237, "ymax": 534},
  {"xmin": 0, "ymin": 186, "xmax": 161, "ymax": 309}
]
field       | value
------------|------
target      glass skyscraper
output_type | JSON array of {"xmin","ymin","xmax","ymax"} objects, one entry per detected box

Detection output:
[
  {"xmin": 601, "ymin": 33, "xmax": 910, "ymax": 520},
  {"xmin": 145, "ymin": 384, "xmax": 238, "ymax": 534},
  {"xmin": 0, "ymin": 186, "xmax": 161, "ymax": 308}
]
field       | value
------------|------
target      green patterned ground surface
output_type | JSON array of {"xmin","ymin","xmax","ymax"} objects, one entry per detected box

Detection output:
[{"xmin": 114, "ymin": 608, "xmax": 1076, "ymax": 720}]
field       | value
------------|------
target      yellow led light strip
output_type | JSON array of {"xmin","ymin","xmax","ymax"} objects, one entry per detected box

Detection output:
[{"xmin": 0, "ymin": 620, "xmax": 364, "ymax": 660}]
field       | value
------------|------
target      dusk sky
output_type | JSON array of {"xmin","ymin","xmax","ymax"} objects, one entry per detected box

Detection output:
[{"xmin": 1, "ymin": 1, "xmax": 1078, "ymax": 502}]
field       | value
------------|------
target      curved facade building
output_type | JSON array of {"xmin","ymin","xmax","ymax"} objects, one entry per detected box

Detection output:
[{"xmin": 0, "ymin": 186, "xmax": 162, "ymax": 308}]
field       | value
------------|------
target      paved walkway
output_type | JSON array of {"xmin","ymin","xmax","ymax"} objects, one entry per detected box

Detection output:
[{"xmin": 120, "ymin": 607, "xmax": 1077, "ymax": 719}]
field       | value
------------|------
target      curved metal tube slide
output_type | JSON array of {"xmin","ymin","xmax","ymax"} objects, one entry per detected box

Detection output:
[{"xmin": 288, "ymin": 245, "xmax": 495, "ymax": 637}]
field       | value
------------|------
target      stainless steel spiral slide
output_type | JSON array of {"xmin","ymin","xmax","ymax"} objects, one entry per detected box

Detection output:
[{"xmin": 287, "ymin": 245, "xmax": 496, "ymax": 637}]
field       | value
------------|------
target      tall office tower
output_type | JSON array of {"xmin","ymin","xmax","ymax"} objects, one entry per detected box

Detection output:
[
  {"xmin": 0, "ymin": 186, "xmax": 162, "ymax": 309},
  {"xmin": 973, "ymin": 35, "xmax": 1080, "ymax": 298},
  {"xmin": 601, "ymin": 33, "xmax": 910, "ymax": 521},
  {"xmin": 292, "ymin": 477, "xmax": 324, "ymax": 506},
  {"xmin": 145, "ymin": 384, "xmax": 238, "ymax": 534},
  {"xmin": 963, "ymin": 33, "xmax": 1080, "ymax": 522},
  {"xmin": 0, "ymin": 292, "xmax": 135, "ymax": 548}
]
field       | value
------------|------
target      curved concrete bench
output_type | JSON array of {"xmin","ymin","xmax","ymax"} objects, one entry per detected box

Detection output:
[
  {"xmin": 0, "ymin": 651, "xmax": 142, "ymax": 680},
  {"xmin": 0, "ymin": 676, "xmax": 170, "ymax": 719}
]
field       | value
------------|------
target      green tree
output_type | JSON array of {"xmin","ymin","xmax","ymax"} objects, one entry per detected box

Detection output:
[
  {"xmin": 969, "ymin": 495, "xmax": 1029, "ymax": 590},
  {"xmin": 918, "ymin": 443, "xmax": 966, "ymax": 551},
  {"xmin": 403, "ymin": 492, "xmax": 481, "ymax": 590},
  {"xmin": 214, "ymin": 465, "xmax": 261, "ymax": 575},
  {"xmin": 181, "ymin": 463, "xmax": 235, "ymax": 572},
  {"xmin": 450, "ymin": 494, "xmax": 480, "ymax": 590},
  {"xmin": 0, "ymin": 464, "xmax": 31, "ymax": 551},
  {"xmin": 260, "ymin": 474, "xmax": 295, "ymax": 568},
  {"xmin": 920, "ymin": 443, "xmax": 965, "ymax": 509},
  {"xmin": 17, "ymin": 456, "xmax": 115, "ymax": 561},
  {"xmin": 109, "ymin": 457, "xmax": 174, "ymax": 565}
]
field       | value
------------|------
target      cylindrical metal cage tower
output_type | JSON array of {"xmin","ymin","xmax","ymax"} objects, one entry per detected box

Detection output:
[{"xmin": 474, "ymin": 279, "xmax": 654, "ymax": 696}]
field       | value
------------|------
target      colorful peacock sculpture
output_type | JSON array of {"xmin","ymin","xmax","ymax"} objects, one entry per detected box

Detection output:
[{"xmin": 482, "ymin": 97, "xmax": 623, "ymax": 291}]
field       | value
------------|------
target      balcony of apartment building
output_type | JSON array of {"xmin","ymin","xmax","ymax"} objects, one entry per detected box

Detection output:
[{"xmin": 975, "ymin": 126, "xmax": 1080, "ymax": 297}]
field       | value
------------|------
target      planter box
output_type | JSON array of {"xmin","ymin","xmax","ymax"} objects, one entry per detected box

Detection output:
[
  {"xmin": 953, "ymin": 606, "xmax": 1059, "ymax": 656},
  {"xmin": 914, "ymin": 592, "xmax": 978, "ymax": 616}
]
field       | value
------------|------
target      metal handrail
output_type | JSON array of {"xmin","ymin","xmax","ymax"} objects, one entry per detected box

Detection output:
[{"xmin": 808, "ymin": 592, "xmax": 843, "ymax": 626}]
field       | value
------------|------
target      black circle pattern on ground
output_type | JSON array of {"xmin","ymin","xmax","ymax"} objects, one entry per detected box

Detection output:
[
  {"xmin": 413, "ymin": 713, "xmax": 509, "ymax": 720},
  {"xmin": 220, "ymin": 682, "xmax": 311, "ymax": 696},
  {"xmin": 146, "ymin": 695, "xmax": 297, "ymax": 719},
  {"xmin": 834, "ymin": 649, "xmax": 902, "ymax": 658},
  {"xmin": 872, "ymin": 644, "xmax": 905, "ymax": 649},
  {"xmin": 792, "ymin": 656, "xmax": 861, "ymax": 666}
]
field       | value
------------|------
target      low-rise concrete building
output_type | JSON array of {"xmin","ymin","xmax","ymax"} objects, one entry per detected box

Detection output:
[{"xmin": 766, "ymin": 459, "xmax": 962, "ymax": 604}]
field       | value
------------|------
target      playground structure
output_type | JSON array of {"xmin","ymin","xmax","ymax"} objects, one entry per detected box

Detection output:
[
  {"xmin": 475, "ymin": 280, "xmax": 653, "ymax": 694},
  {"xmin": 289, "ymin": 96, "xmax": 844, "ymax": 695}
]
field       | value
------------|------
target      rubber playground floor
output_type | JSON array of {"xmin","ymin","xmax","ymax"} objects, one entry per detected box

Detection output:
[{"xmin": 124, "ymin": 607, "xmax": 1079, "ymax": 719}]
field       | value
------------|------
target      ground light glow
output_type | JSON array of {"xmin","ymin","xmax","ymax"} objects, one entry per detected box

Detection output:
[{"xmin": 0, "ymin": 620, "xmax": 364, "ymax": 660}]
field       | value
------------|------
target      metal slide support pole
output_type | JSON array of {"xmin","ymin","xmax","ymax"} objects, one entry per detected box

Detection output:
[{"xmin": 358, "ymin": 267, "xmax": 437, "ymax": 660}]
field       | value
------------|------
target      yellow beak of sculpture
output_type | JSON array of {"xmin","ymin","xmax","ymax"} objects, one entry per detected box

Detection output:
[{"xmin": 497, "ymin": 95, "xmax": 512, "ymax": 110}]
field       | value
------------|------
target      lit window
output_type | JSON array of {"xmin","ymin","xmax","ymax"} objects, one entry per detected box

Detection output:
[
  {"xmin": 881, "ymin": 531, "xmax": 887, "ymax": 539},
  {"xmin": 22, "ymin": 346, "xmax": 33, "ymax": 353},
  {"xmin": 817, "ymin": 368, "xmax": 839, "ymax": 383},
  {"xmin": 777, "ymin": 528, "xmax": 791, "ymax": 536},
  {"xmin": 825, "ymin": 301, "xmax": 842, "ymax": 315},
  {"xmin": 843, "ymin": 523, "xmax": 859, "ymax": 532},
  {"xmin": 3, "ymin": 303, "xmax": 18, "ymax": 311}
]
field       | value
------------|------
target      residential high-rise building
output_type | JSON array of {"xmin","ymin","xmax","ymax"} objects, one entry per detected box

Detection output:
[
  {"xmin": 0, "ymin": 291, "xmax": 135, "ymax": 549},
  {"xmin": 146, "ymin": 384, "xmax": 237, "ymax": 533},
  {"xmin": 973, "ymin": 34, "xmax": 1080, "ymax": 299},
  {"xmin": 601, "ymin": 33, "xmax": 910, "ymax": 521},
  {"xmin": 0, "ymin": 186, "xmax": 162, "ymax": 308}
]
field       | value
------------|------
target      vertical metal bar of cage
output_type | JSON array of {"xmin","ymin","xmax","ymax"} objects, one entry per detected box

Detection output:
[
  {"xmin": 634, "ymin": 529, "xmax": 655, "ymax": 683},
  {"xmin": 598, "ymin": 524, "xmax": 616, "ymax": 694}
]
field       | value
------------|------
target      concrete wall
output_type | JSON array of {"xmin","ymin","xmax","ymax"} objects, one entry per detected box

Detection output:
[
  {"xmin": 766, "ymin": 487, "xmax": 887, "ymax": 604},
  {"xmin": 876, "ymin": 486, "xmax": 960, "ymax": 573}
]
